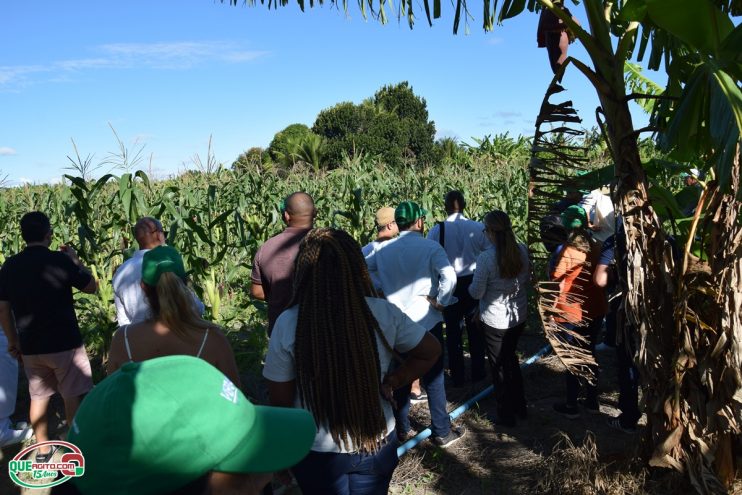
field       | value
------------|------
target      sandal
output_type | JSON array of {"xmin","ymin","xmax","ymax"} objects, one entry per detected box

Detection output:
[{"xmin": 35, "ymin": 445, "xmax": 58, "ymax": 463}]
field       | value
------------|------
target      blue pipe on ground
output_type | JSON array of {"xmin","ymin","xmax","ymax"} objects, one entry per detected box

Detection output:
[{"xmin": 396, "ymin": 344, "xmax": 552, "ymax": 457}]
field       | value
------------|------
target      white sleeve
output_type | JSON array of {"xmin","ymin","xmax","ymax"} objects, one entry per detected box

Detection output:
[
  {"xmin": 387, "ymin": 303, "xmax": 426, "ymax": 353},
  {"xmin": 468, "ymin": 251, "xmax": 489, "ymax": 300},
  {"xmin": 114, "ymin": 292, "xmax": 130, "ymax": 326},
  {"xmin": 262, "ymin": 313, "xmax": 296, "ymax": 382},
  {"xmin": 432, "ymin": 246, "xmax": 457, "ymax": 307},
  {"xmin": 365, "ymin": 246, "xmax": 383, "ymax": 292}
]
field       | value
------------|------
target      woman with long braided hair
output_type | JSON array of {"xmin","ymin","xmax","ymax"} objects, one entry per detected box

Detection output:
[{"xmin": 263, "ymin": 228, "xmax": 440, "ymax": 494}]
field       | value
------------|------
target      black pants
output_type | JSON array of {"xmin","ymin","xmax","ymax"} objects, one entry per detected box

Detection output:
[
  {"xmin": 605, "ymin": 296, "xmax": 640, "ymax": 427},
  {"xmin": 481, "ymin": 321, "xmax": 527, "ymax": 421},
  {"xmin": 565, "ymin": 317, "xmax": 602, "ymax": 405},
  {"xmin": 444, "ymin": 275, "xmax": 486, "ymax": 385}
]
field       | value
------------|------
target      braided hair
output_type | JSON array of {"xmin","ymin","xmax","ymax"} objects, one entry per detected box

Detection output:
[{"xmin": 291, "ymin": 228, "xmax": 396, "ymax": 452}]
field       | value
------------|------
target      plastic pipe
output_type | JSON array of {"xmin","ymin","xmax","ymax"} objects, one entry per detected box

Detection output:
[{"xmin": 396, "ymin": 344, "xmax": 552, "ymax": 457}]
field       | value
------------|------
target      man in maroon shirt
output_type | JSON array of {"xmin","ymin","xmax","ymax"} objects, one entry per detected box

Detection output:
[{"xmin": 251, "ymin": 192, "xmax": 316, "ymax": 336}]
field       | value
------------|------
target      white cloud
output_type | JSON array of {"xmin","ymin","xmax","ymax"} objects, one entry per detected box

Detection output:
[
  {"xmin": 486, "ymin": 37, "xmax": 504, "ymax": 46},
  {"xmin": 0, "ymin": 147, "xmax": 17, "ymax": 156},
  {"xmin": 0, "ymin": 41, "xmax": 269, "ymax": 89}
]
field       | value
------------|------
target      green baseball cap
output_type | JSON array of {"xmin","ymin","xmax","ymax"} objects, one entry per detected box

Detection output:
[
  {"xmin": 68, "ymin": 355, "xmax": 316, "ymax": 495},
  {"xmin": 141, "ymin": 245, "xmax": 187, "ymax": 286},
  {"xmin": 561, "ymin": 204, "xmax": 588, "ymax": 229},
  {"xmin": 395, "ymin": 201, "xmax": 427, "ymax": 225}
]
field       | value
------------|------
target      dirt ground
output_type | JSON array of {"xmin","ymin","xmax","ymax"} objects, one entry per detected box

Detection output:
[{"xmin": 2, "ymin": 327, "xmax": 740, "ymax": 494}]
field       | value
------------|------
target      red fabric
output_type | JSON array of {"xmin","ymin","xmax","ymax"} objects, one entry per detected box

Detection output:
[{"xmin": 551, "ymin": 243, "xmax": 607, "ymax": 324}]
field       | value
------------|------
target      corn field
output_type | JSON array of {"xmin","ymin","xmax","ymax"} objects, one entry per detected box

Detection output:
[{"xmin": 0, "ymin": 148, "xmax": 530, "ymax": 378}]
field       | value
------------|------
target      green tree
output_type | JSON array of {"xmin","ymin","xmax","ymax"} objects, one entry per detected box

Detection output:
[
  {"xmin": 267, "ymin": 123, "xmax": 313, "ymax": 163},
  {"xmin": 312, "ymin": 82, "xmax": 437, "ymax": 167}
]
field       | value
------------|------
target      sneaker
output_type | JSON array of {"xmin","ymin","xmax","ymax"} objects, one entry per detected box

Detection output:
[
  {"xmin": 397, "ymin": 429, "xmax": 417, "ymax": 442},
  {"xmin": 410, "ymin": 391, "xmax": 428, "ymax": 404},
  {"xmin": 553, "ymin": 403, "xmax": 580, "ymax": 419},
  {"xmin": 433, "ymin": 425, "xmax": 466, "ymax": 448},
  {"xmin": 607, "ymin": 417, "xmax": 637, "ymax": 434},
  {"xmin": 35, "ymin": 445, "xmax": 59, "ymax": 463},
  {"xmin": 0, "ymin": 425, "xmax": 33, "ymax": 448}
]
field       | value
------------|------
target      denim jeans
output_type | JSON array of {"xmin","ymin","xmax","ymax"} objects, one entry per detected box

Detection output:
[
  {"xmin": 291, "ymin": 433, "xmax": 400, "ymax": 495},
  {"xmin": 443, "ymin": 275, "xmax": 486, "ymax": 384},
  {"xmin": 393, "ymin": 323, "xmax": 451, "ymax": 438},
  {"xmin": 481, "ymin": 321, "xmax": 526, "ymax": 421}
]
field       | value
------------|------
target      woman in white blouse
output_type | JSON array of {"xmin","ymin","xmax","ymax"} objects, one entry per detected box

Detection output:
[{"xmin": 469, "ymin": 210, "xmax": 530, "ymax": 427}]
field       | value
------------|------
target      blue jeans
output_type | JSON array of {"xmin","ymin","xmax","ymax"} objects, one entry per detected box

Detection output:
[
  {"xmin": 393, "ymin": 323, "xmax": 451, "ymax": 438},
  {"xmin": 291, "ymin": 433, "xmax": 400, "ymax": 495}
]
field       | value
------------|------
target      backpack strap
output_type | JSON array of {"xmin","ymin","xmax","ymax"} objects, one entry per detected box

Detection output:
[{"xmin": 437, "ymin": 221, "xmax": 445, "ymax": 249}]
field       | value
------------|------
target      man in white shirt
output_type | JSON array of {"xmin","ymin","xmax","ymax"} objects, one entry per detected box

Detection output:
[
  {"xmin": 366, "ymin": 201, "xmax": 465, "ymax": 448},
  {"xmin": 427, "ymin": 191, "xmax": 489, "ymax": 386},
  {"xmin": 113, "ymin": 218, "xmax": 166, "ymax": 325}
]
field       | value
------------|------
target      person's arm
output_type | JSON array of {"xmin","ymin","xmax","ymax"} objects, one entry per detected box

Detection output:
[
  {"xmin": 433, "ymin": 247, "xmax": 457, "ymax": 308},
  {"xmin": 468, "ymin": 252, "xmax": 489, "ymax": 300},
  {"xmin": 593, "ymin": 264, "xmax": 610, "ymax": 288},
  {"xmin": 113, "ymin": 290, "xmax": 130, "ymax": 326},
  {"xmin": 266, "ymin": 380, "xmax": 296, "ymax": 408},
  {"xmin": 211, "ymin": 329, "xmax": 242, "ymax": 388},
  {"xmin": 60, "ymin": 245, "xmax": 98, "ymax": 294},
  {"xmin": 106, "ymin": 327, "xmax": 126, "ymax": 375},
  {"xmin": 0, "ymin": 301, "xmax": 20, "ymax": 359},
  {"xmin": 250, "ymin": 250, "xmax": 266, "ymax": 301},
  {"xmin": 262, "ymin": 313, "xmax": 297, "ymax": 407},
  {"xmin": 382, "ymin": 332, "xmax": 441, "ymax": 392},
  {"xmin": 250, "ymin": 283, "xmax": 265, "ymax": 301}
]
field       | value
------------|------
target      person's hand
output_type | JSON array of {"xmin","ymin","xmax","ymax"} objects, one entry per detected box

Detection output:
[
  {"xmin": 381, "ymin": 375, "xmax": 399, "ymax": 409},
  {"xmin": 273, "ymin": 470, "xmax": 293, "ymax": 486},
  {"xmin": 7, "ymin": 341, "xmax": 21, "ymax": 361},
  {"xmin": 426, "ymin": 296, "xmax": 443, "ymax": 312},
  {"xmin": 60, "ymin": 245, "xmax": 81, "ymax": 265}
]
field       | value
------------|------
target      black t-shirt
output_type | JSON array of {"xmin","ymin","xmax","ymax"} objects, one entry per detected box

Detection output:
[{"xmin": 0, "ymin": 246, "xmax": 91, "ymax": 354}]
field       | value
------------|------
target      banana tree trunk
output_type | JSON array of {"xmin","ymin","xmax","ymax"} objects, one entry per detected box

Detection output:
[
  {"xmin": 597, "ymin": 90, "xmax": 679, "ymax": 463},
  {"xmin": 597, "ymin": 74, "xmax": 740, "ymax": 493}
]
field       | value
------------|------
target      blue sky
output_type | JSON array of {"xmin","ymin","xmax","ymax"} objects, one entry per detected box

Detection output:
[{"xmin": 1, "ymin": 0, "xmax": 654, "ymax": 185}]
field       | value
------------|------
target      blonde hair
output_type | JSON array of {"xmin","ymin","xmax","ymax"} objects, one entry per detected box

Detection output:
[{"xmin": 145, "ymin": 272, "xmax": 217, "ymax": 339}]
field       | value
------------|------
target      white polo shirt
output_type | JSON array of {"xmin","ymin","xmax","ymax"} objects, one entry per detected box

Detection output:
[
  {"xmin": 112, "ymin": 249, "xmax": 205, "ymax": 325},
  {"xmin": 366, "ymin": 231, "xmax": 457, "ymax": 330},
  {"xmin": 112, "ymin": 250, "xmax": 151, "ymax": 325},
  {"xmin": 426, "ymin": 213, "xmax": 490, "ymax": 277},
  {"xmin": 263, "ymin": 297, "xmax": 426, "ymax": 453}
]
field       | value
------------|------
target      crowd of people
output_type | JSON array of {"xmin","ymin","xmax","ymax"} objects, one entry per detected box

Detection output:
[{"xmin": 0, "ymin": 185, "xmax": 639, "ymax": 494}]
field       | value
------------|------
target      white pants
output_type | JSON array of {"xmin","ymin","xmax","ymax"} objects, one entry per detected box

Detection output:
[{"xmin": 0, "ymin": 331, "xmax": 19, "ymax": 429}]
